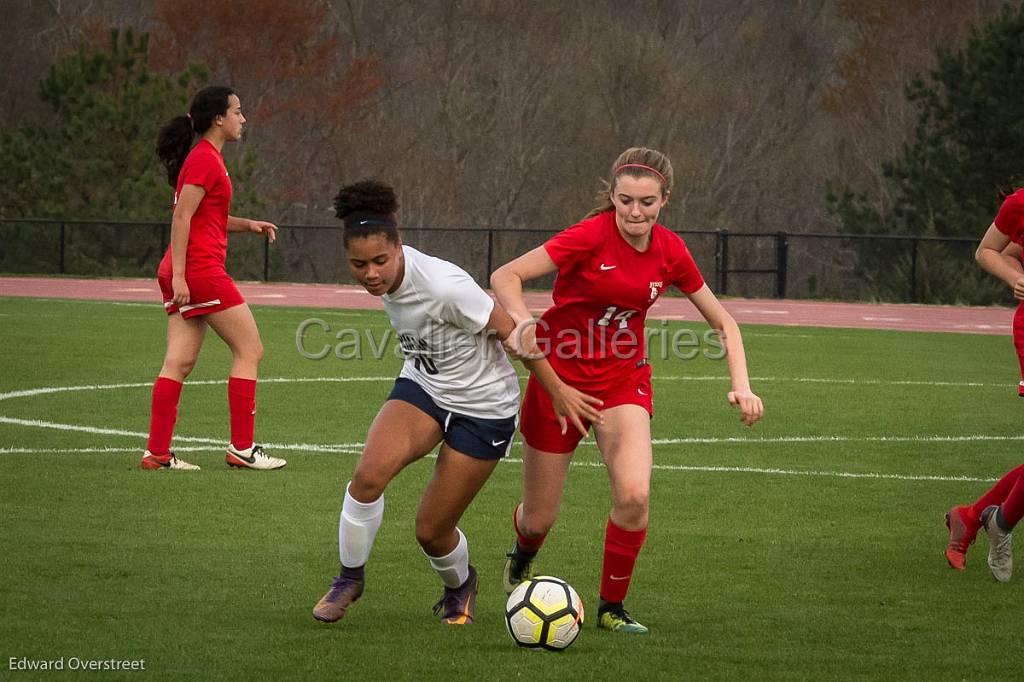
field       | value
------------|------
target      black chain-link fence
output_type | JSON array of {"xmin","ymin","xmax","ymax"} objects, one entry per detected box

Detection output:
[{"xmin": 0, "ymin": 218, "xmax": 997, "ymax": 304}]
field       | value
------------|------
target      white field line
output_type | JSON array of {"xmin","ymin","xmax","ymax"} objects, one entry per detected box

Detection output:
[
  {"xmin": 0, "ymin": 445, "xmax": 362, "ymax": 455},
  {"xmin": 0, "ymin": 377, "xmax": 395, "ymax": 402},
  {"xmin": 0, "ymin": 417, "xmax": 362, "ymax": 453},
  {"xmin": 657, "ymin": 375, "xmax": 996, "ymax": 388},
  {"xmin": 650, "ymin": 434, "xmax": 1024, "ymax": 445},
  {"xmin": 4, "ymin": 415, "xmax": 1023, "ymax": 450},
  {"xmin": 0, "ymin": 374, "xmax": 1006, "ymax": 404},
  {"xmin": 0, "ymin": 377, "xmax": 1013, "ymax": 484},
  {"xmin": 542, "ymin": 458, "xmax": 997, "ymax": 483},
  {"xmin": 0, "ymin": 444, "xmax": 998, "ymax": 483},
  {"xmin": 0, "ymin": 446, "xmax": 226, "ymax": 454}
]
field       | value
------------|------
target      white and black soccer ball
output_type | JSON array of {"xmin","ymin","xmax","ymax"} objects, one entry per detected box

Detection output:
[{"xmin": 504, "ymin": 576, "xmax": 584, "ymax": 651}]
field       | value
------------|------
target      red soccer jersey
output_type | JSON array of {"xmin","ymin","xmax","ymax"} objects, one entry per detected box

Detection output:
[
  {"xmin": 994, "ymin": 189, "xmax": 1024, "ymax": 247},
  {"xmin": 538, "ymin": 210, "xmax": 705, "ymax": 390},
  {"xmin": 158, "ymin": 139, "xmax": 233, "ymax": 278}
]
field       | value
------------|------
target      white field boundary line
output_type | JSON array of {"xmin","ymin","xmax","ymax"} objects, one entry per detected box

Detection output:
[
  {"xmin": 650, "ymin": 434, "xmax": 1024, "ymax": 445},
  {"xmin": 0, "ymin": 418, "xmax": 362, "ymax": 453},
  {"xmin": 4, "ymin": 415, "xmax": 1024, "ymax": 451},
  {"xmin": 0, "ymin": 445, "xmax": 362, "ymax": 454},
  {"xmin": 0, "ymin": 377, "xmax": 396, "ymax": 402},
  {"xmin": 0, "ymin": 446, "xmax": 242, "ymax": 454},
  {"xmin": 547, "ymin": 458, "xmax": 998, "ymax": 483},
  {"xmin": 0, "ymin": 375, "xmax": 1008, "ymax": 403},
  {"xmin": 0, "ymin": 377, "xmax": 1014, "ymax": 484},
  {"xmin": 0, "ymin": 444, "xmax": 998, "ymax": 483},
  {"xmin": 657, "ymin": 375, "xmax": 997, "ymax": 387}
]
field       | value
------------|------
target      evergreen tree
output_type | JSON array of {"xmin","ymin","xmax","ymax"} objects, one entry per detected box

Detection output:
[
  {"xmin": 0, "ymin": 28, "xmax": 258, "ymax": 275},
  {"xmin": 828, "ymin": 3, "xmax": 1024, "ymax": 304}
]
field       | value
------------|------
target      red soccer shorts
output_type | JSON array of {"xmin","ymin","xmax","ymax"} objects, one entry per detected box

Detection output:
[
  {"xmin": 519, "ymin": 365, "xmax": 653, "ymax": 454},
  {"xmin": 159, "ymin": 271, "xmax": 245, "ymax": 319}
]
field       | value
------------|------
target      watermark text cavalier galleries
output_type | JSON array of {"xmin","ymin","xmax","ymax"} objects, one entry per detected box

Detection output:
[
  {"xmin": 295, "ymin": 318, "xmax": 725, "ymax": 362},
  {"xmin": 9, "ymin": 657, "xmax": 145, "ymax": 672}
]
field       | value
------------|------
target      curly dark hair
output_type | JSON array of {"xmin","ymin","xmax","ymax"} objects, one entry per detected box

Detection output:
[{"xmin": 334, "ymin": 180, "xmax": 400, "ymax": 245}]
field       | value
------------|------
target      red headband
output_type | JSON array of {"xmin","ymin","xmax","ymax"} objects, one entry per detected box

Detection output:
[{"xmin": 614, "ymin": 163, "xmax": 667, "ymax": 185}]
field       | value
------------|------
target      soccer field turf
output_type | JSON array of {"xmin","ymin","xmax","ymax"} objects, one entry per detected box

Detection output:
[{"xmin": 1, "ymin": 295, "xmax": 1022, "ymax": 680}]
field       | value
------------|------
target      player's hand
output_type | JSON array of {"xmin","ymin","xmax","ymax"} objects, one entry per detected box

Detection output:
[
  {"xmin": 1012, "ymin": 276, "xmax": 1024, "ymax": 300},
  {"xmin": 502, "ymin": 318, "xmax": 543, "ymax": 360},
  {"xmin": 552, "ymin": 382, "xmax": 604, "ymax": 437},
  {"xmin": 251, "ymin": 220, "xmax": 277, "ymax": 243},
  {"xmin": 171, "ymin": 274, "xmax": 190, "ymax": 306},
  {"xmin": 728, "ymin": 388, "xmax": 763, "ymax": 427}
]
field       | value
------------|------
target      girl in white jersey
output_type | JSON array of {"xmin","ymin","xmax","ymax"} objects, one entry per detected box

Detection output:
[{"xmin": 313, "ymin": 180, "xmax": 601, "ymax": 625}]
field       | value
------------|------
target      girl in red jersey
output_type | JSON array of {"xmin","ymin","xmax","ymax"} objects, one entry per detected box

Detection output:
[
  {"xmin": 141, "ymin": 86, "xmax": 285, "ymax": 471},
  {"xmin": 943, "ymin": 194, "xmax": 1024, "ymax": 582},
  {"xmin": 491, "ymin": 147, "xmax": 764, "ymax": 633}
]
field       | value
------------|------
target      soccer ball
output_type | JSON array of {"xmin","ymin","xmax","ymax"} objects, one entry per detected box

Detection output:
[{"xmin": 504, "ymin": 576, "xmax": 584, "ymax": 651}]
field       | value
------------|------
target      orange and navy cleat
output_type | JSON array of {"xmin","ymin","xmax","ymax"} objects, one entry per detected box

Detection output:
[
  {"xmin": 313, "ymin": 572, "xmax": 365, "ymax": 623},
  {"xmin": 432, "ymin": 565, "xmax": 478, "ymax": 625},
  {"xmin": 140, "ymin": 450, "xmax": 200, "ymax": 471},
  {"xmin": 945, "ymin": 505, "xmax": 981, "ymax": 571}
]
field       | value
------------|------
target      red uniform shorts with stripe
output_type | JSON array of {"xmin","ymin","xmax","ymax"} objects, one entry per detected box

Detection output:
[
  {"xmin": 159, "ymin": 272, "xmax": 245, "ymax": 319},
  {"xmin": 519, "ymin": 364, "xmax": 653, "ymax": 454}
]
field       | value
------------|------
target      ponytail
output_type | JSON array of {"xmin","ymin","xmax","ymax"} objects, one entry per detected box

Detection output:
[
  {"xmin": 155, "ymin": 85, "xmax": 236, "ymax": 187},
  {"xmin": 156, "ymin": 115, "xmax": 195, "ymax": 187}
]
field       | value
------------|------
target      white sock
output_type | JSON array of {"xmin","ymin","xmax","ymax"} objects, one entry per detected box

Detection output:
[
  {"xmin": 339, "ymin": 481, "xmax": 384, "ymax": 568},
  {"xmin": 424, "ymin": 528, "xmax": 469, "ymax": 589}
]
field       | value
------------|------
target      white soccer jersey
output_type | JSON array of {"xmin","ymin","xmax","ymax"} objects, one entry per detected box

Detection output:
[{"xmin": 382, "ymin": 245, "xmax": 520, "ymax": 419}]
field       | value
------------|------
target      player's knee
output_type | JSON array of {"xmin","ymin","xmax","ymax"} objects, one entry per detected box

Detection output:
[
  {"xmin": 236, "ymin": 341, "xmax": 263, "ymax": 366},
  {"xmin": 614, "ymin": 488, "xmax": 650, "ymax": 525},
  {"xmin": 348, "ymin": 469, "xmax": 388, "ymax": 502},
  {"xmin": 413, "ymin": 518, "xmax": 449, "ymax": 553},
  {"xmin": 162, "ymin": 355, "xmax": 197, "ymax": 379}
]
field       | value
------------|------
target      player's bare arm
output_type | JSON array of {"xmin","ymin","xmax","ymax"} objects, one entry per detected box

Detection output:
[
  {"xmin": 169, "ymin": 183, "xmax": 205, "ymax": 305},
  {"xmin": 685, "ymin": 284, "xmax": 764, "ymax": 427},
  {"xmin": 227, "ymin": 215, "xmax": 277, "ymax": 242},
  {"xmin": 977, "ymin": 224, "xmax": 1024, "ymax": 296},
  {"xmin": 490, "ymin": 246, "xmax": 558, "ymax": 357}
]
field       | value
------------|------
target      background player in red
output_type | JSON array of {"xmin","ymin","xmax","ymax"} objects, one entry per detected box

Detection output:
[
  {"xmin": 943, "ymin": 192, "xmax": 1024, "ymax": 582},
  {"xmin": 143, "ymin": 86, "xmax": 286, "ymax": 471},
  {"xmin": 491, "ymin": 146, "xmax": 764, "ymax": 633}
]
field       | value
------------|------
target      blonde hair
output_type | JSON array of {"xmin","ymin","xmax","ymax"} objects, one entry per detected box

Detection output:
[{"xmin": 584, "ymin": 147, "xmax": 674, "ymax": 219}]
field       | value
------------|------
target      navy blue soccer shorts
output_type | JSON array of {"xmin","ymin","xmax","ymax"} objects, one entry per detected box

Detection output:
[{"xmin": 387, "ymin": 378, "xmax": 517, "ymax": 460}]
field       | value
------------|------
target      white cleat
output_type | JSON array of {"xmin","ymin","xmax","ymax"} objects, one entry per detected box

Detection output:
[
  {"xmin": 225, "ymin": 444, "xmax": 287, "ymax": 470},
  {"xmin": 983, "ymin": 505, "xmax": 1013, "ymax": 583},
  {"xmin": 140, "ymin": 450, "xmax": 200, "ymax": 471}
]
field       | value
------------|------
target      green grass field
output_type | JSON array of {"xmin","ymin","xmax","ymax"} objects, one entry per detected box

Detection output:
[{"xmin": 1, "ymin": 295, "xmax": 1022, "ymax": 680}]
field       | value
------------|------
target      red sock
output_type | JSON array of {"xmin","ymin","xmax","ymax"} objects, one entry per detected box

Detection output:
[
  {"xmin": 146, "ymin": 377, "xmax": 183, "ymax": 456},
  {"xmin": 599, "ymin": 518, "xmax": 647, "ymax": 603},
  {"xmin": 228, "ymin": 377, "xmax": 257, "ymax": 450},
  {"xmin": 513, "ymin": 503, "xmax": 547, "ymax": 553},
  {"xmin": 970, "ymin": 463, "xmax": 1024, "ymax": 519},
  {"xmin": 1014, "ymin": 304, "xmax": 1024, "ymax": 381},
  {"xmin": 1001, "ymin": 472, "xmax": 1024, "ymax": 528}
]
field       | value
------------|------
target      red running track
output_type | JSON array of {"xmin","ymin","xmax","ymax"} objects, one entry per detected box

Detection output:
[{"xmin": 0, "ymin": 275, "xmax": 1015, "ymax": 335}]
